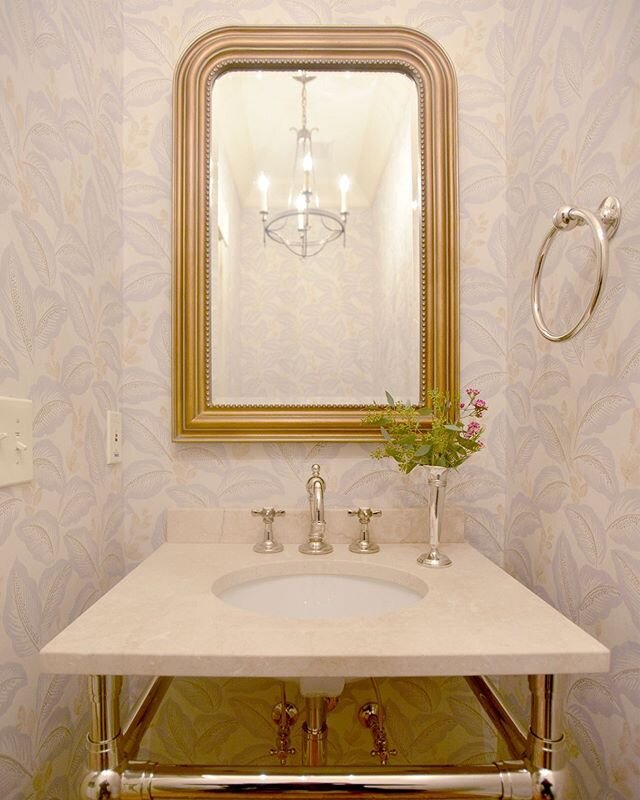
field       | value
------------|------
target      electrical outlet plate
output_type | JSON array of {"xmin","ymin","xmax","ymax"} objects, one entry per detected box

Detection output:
[
  {"xmin": 0, "ymin": 397, "xmax": 33, "ymax": 488},
  {"xmin": 106, "ymin": 411, "xmax": 122, "ymax": 465}
]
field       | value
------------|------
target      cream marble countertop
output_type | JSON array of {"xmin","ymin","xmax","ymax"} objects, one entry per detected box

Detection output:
[{"xmin": 40, "ymin": 543, "xmax": 609, "ymax": 678}]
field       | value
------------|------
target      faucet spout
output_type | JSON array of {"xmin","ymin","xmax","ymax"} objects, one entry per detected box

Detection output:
[
  {"xmin": 299, "ymin": 465, "xmax": 333, "ymax": 555},
  {"xmin": 307, "ymin": 466, "xmax": 325, "ymax": 527}
]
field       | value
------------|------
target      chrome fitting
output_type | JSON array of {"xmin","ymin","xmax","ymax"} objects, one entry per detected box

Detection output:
[
  {"xmin": 358, "ymin": 702, "xmax": 397, "ymax": 765},
  {"xmin": 348, "ymin": 508, "xmax": 381, "ymax": 554},
  {"xmin": 84, "ymin": 675, "xmax": 124, "ymax": 798},
  {"xmin": 495, "ymin": 760, "xmax": 536, "ymax": 800},
  {"xmin": 251, "ymin": 507, "xmax": 285, "ymax": 553},
  {"xmin": 525, "ymin": 733, "xmax": 569, "ymax": 800},
  {"xmin": 82, "ymin": 768, "xmax": 122, "ymax": 800},
  {"xmin": 270, "ymin": 697, "xmax": 299, "ymax": 765},
  {"xmin": 528, "ymin": 764, "xmax": 571, "ymax": 800},
  {"xmin": 526, "ymin": 730, "xmax": 566, "ymax": 771},
  {"xmin": 300, "ymin": 465, "xmax": 332, "ymax": 555},
  {"xmin": 301, "ymin": 695, "xmax": 338, "ymax": 766},
  {"xmin": 524, "ymin": 675, "xmax": 571, "ymax": 800}
]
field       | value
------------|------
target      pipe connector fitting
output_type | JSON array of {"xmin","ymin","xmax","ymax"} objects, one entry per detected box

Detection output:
[
  {"xmin": 82, "ymin": 768, "xmax": 122, "ymax": 800},
  {"xmin": 528, "ymin": 764, "xmax": 572, "ymax": 800},
  {"xmin": 525, "ymin": 732, "xmax": 571, "ymax": 800},
  {"xmin": 494, "ymin": 760, "xmax": 536, "ymax": 800}
]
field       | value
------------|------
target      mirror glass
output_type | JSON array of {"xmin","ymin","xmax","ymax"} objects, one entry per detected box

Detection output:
[{"xmin": 209, "ymin": 69, "xmax": 421, "ymax": 406}]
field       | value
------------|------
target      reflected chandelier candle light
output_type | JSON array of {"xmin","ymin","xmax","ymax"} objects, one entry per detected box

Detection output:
[{"xmin": 258, "ymin": 72, "xmax": 349, "ymax": 258}]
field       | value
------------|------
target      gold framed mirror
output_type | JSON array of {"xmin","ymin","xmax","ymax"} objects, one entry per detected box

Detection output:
[{"xmin": 173, "ymin": 26, "xmax": 458, "ymax": 441}]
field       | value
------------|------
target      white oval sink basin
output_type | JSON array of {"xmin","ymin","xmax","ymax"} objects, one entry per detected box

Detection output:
[{"xmin": 213, "ymin": 565, "xmax": 427, "ymax": 620}]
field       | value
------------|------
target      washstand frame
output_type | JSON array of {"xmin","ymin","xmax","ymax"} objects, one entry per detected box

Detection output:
[{"xmin": 82, "ymin": 672, "xmax": 569, "ymax": 799}]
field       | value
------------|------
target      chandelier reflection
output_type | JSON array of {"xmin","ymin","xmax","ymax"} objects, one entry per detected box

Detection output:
[{"xmin": 258, "ymin": 73, "xmax": 349, "ymax": 259}]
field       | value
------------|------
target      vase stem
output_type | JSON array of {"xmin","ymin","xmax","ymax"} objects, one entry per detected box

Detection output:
[{"xmin": 417, "ymin": 466, "xmax": 452, "ymax": 568}]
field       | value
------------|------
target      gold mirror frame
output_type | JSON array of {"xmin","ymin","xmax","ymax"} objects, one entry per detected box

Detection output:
[{"xmin": 173, "ymin": 26, "xmax": 458, "ymax": 441}]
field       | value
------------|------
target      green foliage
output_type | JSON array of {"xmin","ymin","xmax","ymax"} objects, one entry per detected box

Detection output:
[{"xmin": 363, "ymin": 389, "xmax": 487, "ymax": 473}]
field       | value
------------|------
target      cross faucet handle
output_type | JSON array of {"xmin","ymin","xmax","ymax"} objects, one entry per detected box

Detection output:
[
  {"xmin": 252, "ymin": 507, "xmax": 285, "ymax": 521},
  {"xmin": 347, "ymin": 508, "xmax": 381, "ymax": 554},
  {"xmin": 251, "ymin": 508, "xmax": 285, "ymax": 553},
  {"xmin": 348, "ymin": 508, "xmax": 382, "ymax": 525}
]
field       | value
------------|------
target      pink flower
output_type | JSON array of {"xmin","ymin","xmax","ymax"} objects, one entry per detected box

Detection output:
[
  {"xmin": 463, "ymin": 421, "xmax": 482, "ymax": 439},
  {"xmin": 466, "ymin": 387, "xmax": 480, "ymax": 397},
  {"xmin": 473, "ymin": 398, "xmax": 487, "ymax": 409}
]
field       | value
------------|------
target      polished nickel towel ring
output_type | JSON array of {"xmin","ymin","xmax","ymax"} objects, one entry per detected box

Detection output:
[{"xmin": 531, "ymin": 196, "xmax": 621, "ymax": 342}]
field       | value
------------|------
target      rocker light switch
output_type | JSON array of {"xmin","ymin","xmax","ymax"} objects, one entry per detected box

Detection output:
[{"xmin": 0, "ymin": 397, "xmax": 33, "ymax": 488}]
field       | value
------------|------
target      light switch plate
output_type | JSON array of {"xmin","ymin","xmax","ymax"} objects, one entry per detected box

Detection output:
[{"xmin": 0, "ymin": 397, "xmax": 33, "ymax": 488}]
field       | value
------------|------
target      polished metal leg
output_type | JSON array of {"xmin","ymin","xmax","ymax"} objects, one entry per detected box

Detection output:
[
  {"xmin": 83, "ymin": 675, "xmax": 123, "ymax": 800},
  {"xmin": 82, "ymin": 675, "xmax": 172, "ymax": 800},
  {"xmin": 525, "ymin": 675, "xmax": 570, "ymax": 800},
  {"xmin": 465, "ymin": 676, "xmax": 528, "ymax": 759},
  {"xmin": 121, "ymin": 676, "xmax": 173, "ymax": 760}
]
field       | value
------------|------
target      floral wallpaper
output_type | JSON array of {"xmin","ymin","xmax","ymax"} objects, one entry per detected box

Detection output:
[
  {"xmin": 3, "ymin": 0, "xmax": 638, "ymax": 797},
  {"xmin": 0, "ymin": 1, "xmax": 124, "ymax": 797},
  {"xmin": 504, "ymin": 0, "xmax": 640, "ymax": 797}
]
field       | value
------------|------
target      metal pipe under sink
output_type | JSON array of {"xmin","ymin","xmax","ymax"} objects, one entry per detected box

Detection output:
[{"xmin": 301, "ymin": 695, "xmax": 336, "ymax": 766}]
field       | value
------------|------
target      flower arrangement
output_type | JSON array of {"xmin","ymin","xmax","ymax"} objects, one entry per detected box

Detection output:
[{"xmin": 363, "ymin": 388, "xmax": 488, "ymax": 473}]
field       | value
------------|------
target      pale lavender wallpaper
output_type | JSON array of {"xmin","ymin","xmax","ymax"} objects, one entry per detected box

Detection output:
[
  {"xmin": 504, "ymin": 2, "xmax": 640, "ymax": 798},
  {"xmin": 0, "ymin": 1, "xmax": 124, "ymax": 796},
  {"xmin": 0, "ymin": 0, "xmax": 637, "ymax": 797}
]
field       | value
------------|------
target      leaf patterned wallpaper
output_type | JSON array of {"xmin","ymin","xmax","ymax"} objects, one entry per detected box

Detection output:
[
  {"xmin": 0, "ymin": 0, "xmax": 637, "ymax": 797},
  {"xmin": 137, "ymin": 675, "xmax": 498, "ymax": 769},
  {"xmin": 0, "ymin": 1, "xmax": 125, "ymax": 796},
  {"xmin": 504, "ymin": 2, "xmax": 640, "ymax": 798}
]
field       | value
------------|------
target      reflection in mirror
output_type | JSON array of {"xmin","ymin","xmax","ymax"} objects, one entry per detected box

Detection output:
[{"xmin": 209, "ymin": 70, "xmax": 421, "ymax": 407}]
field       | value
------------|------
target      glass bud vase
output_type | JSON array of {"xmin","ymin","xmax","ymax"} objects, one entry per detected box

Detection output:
[{"xmin": 417, "ymin": 465, "xmax": 452, "ymax": 568}]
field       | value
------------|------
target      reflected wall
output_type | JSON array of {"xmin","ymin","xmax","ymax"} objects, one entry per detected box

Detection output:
[{"xmin": 209, "ymin": 70, "xmax": 420, "ymax": 406}]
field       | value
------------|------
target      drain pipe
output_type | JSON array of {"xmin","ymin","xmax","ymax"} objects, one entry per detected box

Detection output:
[
  {"xmin": 301, "ymin": 696, "xmax": 337, "ymax": 766},
  {"xmin": 301, "ymin": 697, "xmax": 327, "ymax": 766}
]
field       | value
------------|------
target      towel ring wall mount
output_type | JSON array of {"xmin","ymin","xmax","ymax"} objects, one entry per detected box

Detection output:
[{"xmin": 531, "ymin": 196, "xmax": 622, "ymax": 342}]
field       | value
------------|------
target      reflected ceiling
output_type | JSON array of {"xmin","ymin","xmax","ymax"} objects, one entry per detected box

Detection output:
[{"xmin": 214, "ymin": 70, "xmax": 415, "ymax": 210}]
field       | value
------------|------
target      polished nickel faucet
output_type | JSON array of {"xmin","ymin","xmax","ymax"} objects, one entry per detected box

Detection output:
[{"xmin": 299, "ymin": 464, "xmax": 332, "ymax": 555}]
